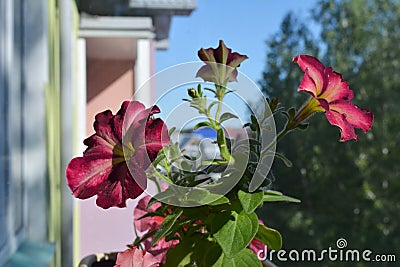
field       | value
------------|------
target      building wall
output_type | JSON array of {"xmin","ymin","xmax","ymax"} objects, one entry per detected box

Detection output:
[
  {"xmin": 0, "ymin": 0, "xmax": 76, "ymax": 266},
  {"xmin": 79, "ymin": 56, "xmax": 138, "ymax": 258}
]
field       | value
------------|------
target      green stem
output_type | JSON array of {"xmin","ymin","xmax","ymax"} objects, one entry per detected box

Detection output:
[{"xmin": 260, "ymin": 123, "xmax": 291, "ymax": 158}]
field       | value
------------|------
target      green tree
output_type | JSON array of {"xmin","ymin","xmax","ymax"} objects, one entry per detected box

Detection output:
[{"xmin": 259, "ymin": 1, "xmax": 400, "ymax": 266}]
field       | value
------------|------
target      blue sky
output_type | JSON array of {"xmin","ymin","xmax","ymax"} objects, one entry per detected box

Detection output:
[
  {"xmin": 153, "ymin": 0, "xmax": 321, "ymax": 130},
  {"xmin": 156, "ymin": 0, "xmax": 319, "ymax": 86}
]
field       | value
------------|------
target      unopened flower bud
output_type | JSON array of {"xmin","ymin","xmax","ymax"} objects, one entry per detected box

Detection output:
[{"xmin": 188, "ymin": 88, "xmax": 198, "ymax": 98}]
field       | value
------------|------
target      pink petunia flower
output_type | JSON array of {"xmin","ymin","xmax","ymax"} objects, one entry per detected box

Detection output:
[
  {"xmin": 196, "ymin": 40, "xmax": 248, "ymax": 85},
  {"xmin": 248, "ymin": 237, "xmax": 266, "ymax": 258},
  {"xmin": 66, "ymin": 101, "xmax": 169, "ymax": 209},
  {"xmin": 114, "ymin": 247, "xmax": 159, "ymax": 267},
  {"xmin": 249, "ymin": 220, "xmax": 266, "ymax": 257},
  {"xmin": 134, "ymin": 195, "xmax": 163, "ymax": 232},
  {"xmin": 293, "ymin": 55, "xmax": 373, "ymax": 142},
  {"xmin": 141, "ymin": 237, "xmax": 179, "ymax": 264},
  {"xmin": 134, "ymin": 195, "xmax": 179, "ymax": 264}
]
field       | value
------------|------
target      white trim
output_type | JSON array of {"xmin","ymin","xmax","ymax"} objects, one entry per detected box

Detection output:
[
  {"xmin": 73, "ymin": 38, "xmax": 87, "ymax": 266},
  {"xmin": 80, "ymin": 30, "xmax": 155, "ymax": 39},
  {"xmin": 76, "ymin": 38, "xmax": 87, "ymax": 154},
  {"xmin": 79, "ymin": 16, "xmax": 155, "ymax": 39},
  {"xmin": 134, "ymin": 39, "xmax": 153, "ymax": 107},
  {"xmin": 129, "ymin": 0, "xmax": 196, "ymax": 10}
]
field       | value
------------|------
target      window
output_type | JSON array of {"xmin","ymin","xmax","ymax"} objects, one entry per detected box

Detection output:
[{"xmin": 0, "ymin": 0, "xmax": 25, "ymax": 264}]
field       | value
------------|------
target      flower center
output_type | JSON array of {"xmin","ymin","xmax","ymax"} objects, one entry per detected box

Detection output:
[
  {"xmin": 113, "ymin": 142, "xmax": 135, "ymax": 165},
  {"xmin": 293, "ymin": 97, "xmax": 325, "ymax": 123}
]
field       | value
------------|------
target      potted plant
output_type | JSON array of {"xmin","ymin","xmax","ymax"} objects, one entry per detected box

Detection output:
[{"xmin": 67, "ymin": 41, "xmax": 373, "ymax": 267}]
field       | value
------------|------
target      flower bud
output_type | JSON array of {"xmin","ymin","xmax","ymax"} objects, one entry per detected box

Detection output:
[{"xmin": 188, "ymin": 88, "xmax": 198, "ymax": 98}]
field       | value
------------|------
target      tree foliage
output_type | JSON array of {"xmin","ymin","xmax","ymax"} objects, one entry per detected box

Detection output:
[{"xmin": 259, "ymin": 1, "xmax": 400, "ymax": 266}]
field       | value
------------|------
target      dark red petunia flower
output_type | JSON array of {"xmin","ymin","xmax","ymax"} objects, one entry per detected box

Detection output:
[
  {"xmin": 66, "ymin": 101, "xmax": 169, "ymax": 209},
  {"xmin": 293, "ymin": 55, "xmax": 374, "ymax": 142},
  {"xmin": 196, "ymin": 40, "xmax": 248, "ymax": 85}
]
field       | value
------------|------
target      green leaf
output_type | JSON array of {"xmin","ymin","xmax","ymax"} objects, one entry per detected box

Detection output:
[
  {"xmin": 214, "ymin": 210, "xmax": 259, "ymax": 257},
  {"xmin": 265, "ymin": 189, "xmax": 283, "ymax": 195},
  {"xmin": 219, "ymin": 112, "xmax": 239, "ymax": 123},
  {"xmin": 151, "ymin": 209, "xmax": 183, "ymax": 246},
  {"xmin": 154, "ymin": 187, "xmax": 229, "ymax": 206},
  {"xmin": 238, "ymin": 190, "xmax": 264, "ymax": 214},
  {"xmin": 194, "ymin": 121, "xmax": 213, "ymax": 130},
  {"xmin": 151, "ymin": 188, "xmax": 176, "ymax": 204},
  {"xmin": 208, "ymin": 195, "xmax": 230, "ymax": 206},
  {"xmin": 213, "ymin": 248, "xmax": 262, "ymax": 267},
  {"xmin": 282, "ymin": 107, "xmax": 296, "ymax": 121},
  {"xmin": 263, "ymin": 191, "xmax": 301, "ymax": 203},
  {"xmin": 274, "ymin": 152, "xmax": 293, "ymax": 167},
  {"xmin": 186, "ymin": 188, "xmax": 229, "ymax": 206},
  {"xmin": 151, "ymin": 170, "xmax": 173, "ymax": 184},
  {"xmin": 133, "ymin": 229, "xmax": 157, "ymax": 246},
  {"xmin": 197, "ymin": 83, "xmax": 202, "ymax": 95},
  {"xmin": 164, "ymin": 239, "xmax": 194, "ymax": 267},
  {"xmin": 255, "ymin": 224, "xmax": 282, "ymax": 251},
  {"xmin": 288, "ymin": 107, "xmax": 296, "ymax": 119},
  {"xmin": 168, "ymin": 126, "xmax": 176, "ymax": 136},
  {"xmin": 297, "ymin": 123, "xmax": 309, "ymax": 130},
  {"xmin": 192, "ymin": 240, "xmax": 222, "ymax": 267},
  {"xmin": 204, "ymin": 87, "xmax": 217, "ymax": 95},
  {"xmin": 267, "ymin": 97, "xmax": 279, "ymax": 112}
]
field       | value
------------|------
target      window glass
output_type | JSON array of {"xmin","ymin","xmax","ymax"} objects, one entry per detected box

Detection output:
[
  {"xmin": 0, "ymin": 127, "xmax": 6, "ymax": 248},
  {"xmin": 12, "ymin": 0, "xmax": 24, "ymax": 234},
  {"xmin": 0, "ymin": 0, "xmax": 8, "ymax": 250}
]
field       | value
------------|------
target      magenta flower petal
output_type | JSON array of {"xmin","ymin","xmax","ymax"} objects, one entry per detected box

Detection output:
[
  {"xmin": 133, "ymin": 194, "xmax": 178, "ymax": 264},
  {"xmin": 297, "ymin": 68, "xmax": 319, "ymax": 98},
  {"xmin": 293, "ymin": 54, "xmax": 374, "ymax": 142},
  {"xmin": 325, "ymin": 109, "xmax": 358, "ymax": 142},
  {"xmin": 125, "ymin": 105, "xmax": 165, "ymax": 151},
  {"xmin": 195, "ymin": 65, "xmax": 215, "ymax": 83},
  {"xmin": 66, "ymin": 154, "xmax": 113, "ymax": 199},
  {"xmin": 198, "ymin": 47, "xmax": 216, "ymax": 63},
  {"xmin": 319, "ymin": 67, "xmax": 353, "ymax": 102},
  {"xmin": 146, "ymin": 119, "xmax": 169, "ymax": 156},
  {"xmin": 115, "ymin": 247, "xmax": 159, "ymax": 267},
  {"xmin": 248, "ymin": 238, "xmax": 265, "ymax": 256},
  {"xmin": 95, "ymin": 165, "xmax": 144, "ymax": 209},
  {"xmin": 134, "ymin": 195, "xmax": 163, "ymax": 232},
  {"xmin": 196, "ymin": 40, "xmax": 248, "ymax": 84},
  {"xmin": 94, "ymin": 110, "xmax": 120, "ymax": 146},
  {"xmin": 96, "ymin": 179, "xmax": 124, "ymax": 209},
  {"xmin": 248, "ymin": 220, "xmax": 266, "ymax": 256},
  {"xmin": 293, "ymin": 55, "xmax": 326, "ymax": 95},
  {"xmin": 66, "ymin": 101, "xmax": 169, "ymax": 209},
  {"xmin": 330, "ymin": 101, "xmax": 374, "ymax": 133},
  {"xmin": 142, "ymin": 238, "xmax": 179, "ymax": 264}
]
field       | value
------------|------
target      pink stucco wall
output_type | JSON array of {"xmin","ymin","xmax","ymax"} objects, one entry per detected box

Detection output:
[{"xmin": 79, "ymin": 58, "xmax": 139, "ymax": 258}]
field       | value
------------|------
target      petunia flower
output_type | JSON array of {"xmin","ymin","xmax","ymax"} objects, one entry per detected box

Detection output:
[
  {"xmin": 134, "ymin": 195, "xmax": 179, "ymax": 264},
  {"xmin": 196, "ymin": 40, "xmax": 248, "ymax": 85},
  {"xmin": 134, "ymin": 195, "xmax": 163, "ymax": 232},
  {"xmin": 249, "ymin": 238, "xmax": 265, "ymax": 256},
  {"xmin": 66, "ymin": 101, "xmax": 169, "ymax": 209},
  {"xmin": 248, "ymin": 220, "xmax": 267, "ymax": 257},
  {"xmin": 114, "ymin": 247, "xmax": 159, "ymax": 267},
  {"xmin": 293, "ymin": 55, "xmax": 373, "ymax": 142}
]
